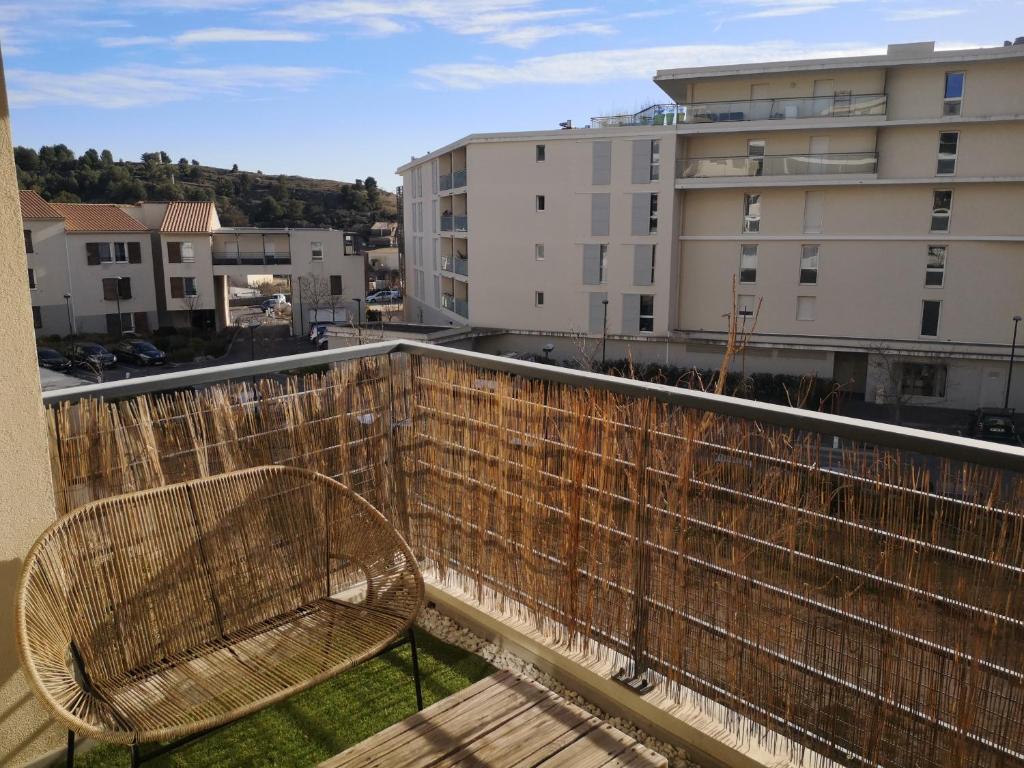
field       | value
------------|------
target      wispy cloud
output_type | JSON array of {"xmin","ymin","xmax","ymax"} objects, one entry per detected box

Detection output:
[
  {"xmin": 414, "ymin": 41, "xmax": 887, "ymax": 89},
  {"xmin": 716, "ymin": 0, "xmax": 862, "ymax": 20},
  {"xmin": 8, "ymin": 64, "xmax": 335, "ymax": 108},
  {"xmin": 99, "ymin": 27, "xmax": 321, "ymax": 47},
  {"xmin": 623, "ymin": 8, "xmax": 680, "ymax": 18},
  {"xmin": 884, "ymin": 7, "xmax": 965, "ymax": 20},
  {"xmin": 99, "ymin": 35, "xmax": 163, "ymax": 47},
  {"xmin": 271, "ymin": 1, "xmax": 613, "ymax": 48}
]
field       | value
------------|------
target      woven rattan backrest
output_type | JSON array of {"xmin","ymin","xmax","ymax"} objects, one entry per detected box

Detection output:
[{"xmin": 187, "ymin": 467, "xmax": 329, "ymax": 635}]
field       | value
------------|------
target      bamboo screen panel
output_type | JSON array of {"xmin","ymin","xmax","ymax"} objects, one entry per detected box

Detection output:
[{"xmin": 406, "ymin": 356, "xmax": 1024, "ymax": 768}]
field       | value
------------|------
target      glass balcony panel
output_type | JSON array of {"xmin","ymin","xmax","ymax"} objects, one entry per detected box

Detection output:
[
  {"xmin": 677, "ymin": 152, "xmax": 877, "ymax": 179},
  {"xmin": 590, "ymin": 95, "xmax": 886, "ymax": 127},
  {"xmin": 440, "ymin": 215, "xmax": 454, "ymax": 232},
  {"xmin": 439, "ymin": 174, "xmax": 452, "ymax": 191},
  {"xmin": 452, "ymin": 169, "xmax": 467, "ymax": 188},
  {"xmin": 454, "ymin": 215, "xmax": 468, "ymax": 232}
]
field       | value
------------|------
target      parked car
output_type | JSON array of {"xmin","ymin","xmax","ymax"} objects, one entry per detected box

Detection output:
[
  {"xmin": 37, "ymin": 347, "xmax": 72, "ymax": 372},
  {"xmin": 114, "ymin": 339, "xmax": 167, "ymax": 366},
  {"xmin": 260, "ymin": 298, "xmax": 279, "ymax": 312},
  {"xmin": 366, "ymin": 289, "xmax": 401, "ymax": 304},
  {"xmin": 69, "ymin": 342, "xmax": 117, "ymax": 369},
  {"xmin": 964, "ymin": 408, "xmax": 1023, "ymax": 446}
]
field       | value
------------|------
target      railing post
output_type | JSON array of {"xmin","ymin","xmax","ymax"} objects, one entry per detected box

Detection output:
[
  {"xmin": 386, "ymin": 351, "xmax": 413, "ymax": 544},
  {"xmin": 613, "ymin": 398, "xmax": 655, "ymax": 694}
]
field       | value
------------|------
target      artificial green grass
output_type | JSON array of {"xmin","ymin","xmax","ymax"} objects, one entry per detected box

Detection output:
[{"xmin": 74, "ymin": 631, "xmax": 494, "ymax": 768}]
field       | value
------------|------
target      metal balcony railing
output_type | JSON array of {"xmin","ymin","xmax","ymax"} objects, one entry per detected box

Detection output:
[
  {"xmin": 212, "ymin": 251, "xmax": 291, "ymax": 266},
  {"xmin": 453, "ymin": 297, "xmax": 468, "ymax": 317},
  {"xmin": 590, "ymin": 94, "xmax": 887, "ymax": 127},
  {"xmin": 42, "ymin": 341, "xmax": 1024, "ymax": 768},
  {"xmin": 677, "ymin": 152, "xmax": 878, "ymax": 179},
  {"xmin": 439, "ymin": 173, "xmax": 452, "ymax": 191},
  {"xmin": 454, "ymin": 215, "xmax": 468, "ymax": 232},
  {"xmin": 440, "ymin": 255, "xmax": 469, "ymax": 277},
  {"xmin": 452, "ymin": 169, "xmax": 467, "ymax": 188},
  {"xmin": 440, "ymin": 215, "xmax": 453, "ymax": 232}
]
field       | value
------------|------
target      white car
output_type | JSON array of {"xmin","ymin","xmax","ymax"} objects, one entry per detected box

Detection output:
[{"xmin": 366, "ymin": 290, "xmax": 401, "ymax": 304}]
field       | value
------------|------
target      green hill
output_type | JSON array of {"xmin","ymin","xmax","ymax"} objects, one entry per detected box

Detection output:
[{"xmin": 14, "ymin": 145, "xmax": 396, "ymax": 236}]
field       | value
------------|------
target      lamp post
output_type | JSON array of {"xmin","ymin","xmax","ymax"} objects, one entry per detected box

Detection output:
[
  {"xmin": 601, "ymin": 299, "xmax": 609, "ymax": 367},
  {"xmin": 354, "ymin": 298, "xmax": 362, "ymax": 342},
  {"xmin": 114, "ymin": 276, "xmax": 124, "ymax": 336},
  {"xmin": 1006, "ymin": 315, "xmax": 1022, "ymax": 410},
  {"xmin": 63, "ymin": 293, "xmax": 74, "ymax": 337},
  {"xmin": 542, "ymin": 342, "xmax": 554, "ymax": 363}
]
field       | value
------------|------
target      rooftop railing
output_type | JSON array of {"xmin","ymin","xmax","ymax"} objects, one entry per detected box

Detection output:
[
  {"xmin": 678, "ymin": 151, "xmax": 878, "ymax": 179},
  {"xmin": 43, "ymin": 341, "xmax": 1024, "ymax": 768},
  {"xmin": 590, "ymin": 94, "xmax": 887, "ymax": 128}
]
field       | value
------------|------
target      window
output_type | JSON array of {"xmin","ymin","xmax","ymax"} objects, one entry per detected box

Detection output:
[
  {"xmin": 103, "ymin": 276, "xmax": 131, "ymax": 300},
  {"xmin": 926, "ymin": 245, "xmax": 946, "ymax": 287},
  {"xmin": 649, "ymin": 245, "xmax": 656, "ymax": 283},
  {"xmin": 648, "ymin": 193, "xmax": 658, "ymax": 234},
  {"xmin": 97, "ymin": 243, "xmax": 112, "ymax": 263},
  {"xmin": 535, "ymin": 291, "xmax": 545, "ymax": 306},
  {"xmin": 900, "ymin": 363, "xmax": 947, "ymax": 397},
  {"xmin": 183, "ymin": 277, "xmax": 198, "ymax": 297},
  {"xmin": 649, "ymin": 139, "xmax": 660, "ymax": 181},
  {"xmin": 330, "ymin": 275, "xmax": 343, "ymax": 295},
  {"xmin": 943, "ymin": 72, "xmax": 964, "ymax": 116},
  {"xmin": 121, "ymin": 312, "xmax": 135, "ymax": 333},
  {"xmin": 748, "ymin": 139, "xmax": 766, "ymax": 176},
  {"xmin": 28, "ymin": 268, "xmax": 36, "ymax": 289},
  {"xmin": 312, "ymin": 241, "xmax": 324, "ymax": 261},
  {"xmin": 739, "ymin": 244, "xmax": 758, "ymax": 283},
  {"xmin": 737, "ymin": 295, "xmax": 756, "ymax": 319},
  {"xmin": 743, "ymin": 193, "xmax": 761, "ymax": 233},
  {"xmin": 536, "ymin": 195, "xmax": 546, "ymax": 211},
  {"xmin": 796, "ymin": 296, "xmax": 816, "ymax": 321},
  {"xmin": 937, "ymin": 132, "xmax": 958, "ymax": 175},
  {"xmin": 170, "ymin": 277, "xmax": 184, "ymax": 299},
  {"xmin": 32, "ymin": 305, "xmax": 42, "ymax": 329},
  {"xmin": 535, "ymin": 144, "xmax": 546, "ymax": 162},
  {"xmin": 114, "ymin": 242, "xmax": 128, "ymax": 263},
  {"xmin": 167, "ymin": 241, "xmax": 182, "ymax": 263},
  {"xmin": 800, "ymin": 244, "xmax": 819, "ymax": 284},
  {"xmin": 24, "ymin": 229, "xmax": 33, "ymax": 254},
  {"xmin": 803, "ymin": 191, "xmax": 824, "ymax": 234},
  {"xmin": 598, "ymin": 244, "xmax": 608, "ymax": 284},
  {"xmin": 535, "ymin": 244, "xmax": 545, "ymax": 261},
  {"xmin": 930, "ymin": 190, "xmax": 952, "ymax": 232},
  {"xmin": 921, "ymin": 300, "xmax": 941, "ymax": 336},
  {"xmin": 639, "ymin": 295, "xmax": 654, "ymax": 333}
]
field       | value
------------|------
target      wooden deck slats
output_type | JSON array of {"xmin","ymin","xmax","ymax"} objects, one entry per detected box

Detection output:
[{"xmin": 320, "ymin": 672, "xmax": 668, "ymax": 768}]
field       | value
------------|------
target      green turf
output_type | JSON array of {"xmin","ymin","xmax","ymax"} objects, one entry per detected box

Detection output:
[{"xmin": 74, "ymin": 632, "xmax": 494, "ymax": 768}]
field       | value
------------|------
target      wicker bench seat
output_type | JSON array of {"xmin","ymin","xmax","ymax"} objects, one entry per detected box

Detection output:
[{"xmin": 17, "ymin": 466, "xmax": 423, "ymax": 761}]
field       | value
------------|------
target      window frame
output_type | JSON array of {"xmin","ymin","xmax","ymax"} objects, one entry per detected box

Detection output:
[
  {"xmin": 535, "ymin": 144, "xmax": 546, "ymax": 162},
  {"xmin": 900, "ymin": 362, "xmax": 947, "ymax": 398},
  {"xmin": 598, "ymin": 244, "xmax": 608, "ymax": 284},
  {"xmin": 535, "ymin": 290, "xmax": 545, "ymax": 307},
  {"xmin": 796, "ymin": 295, "xmax": 816, "ymax": 321},
  {"xmin": 536, "ymin": 194, "xmax": 546, "ymax": 211},
  {"xmin": 648, "ymin": 193, "xmax": 659, "ymax": 234},
  {"xmin": 311, "ymin": 241, "xmax": 324, "ymax": 261},
  {"xmin": 925, "ymin": 245, "xmax": 947, "ymax": 288},
  {"xmin": 743, "ymin": 193, "xmax": 761, "ymax": 233},
  {"xmin": 24, "ymin": 229, "xmax": 33, "ymax": 254},
  {"xmin": 183, "ymin": 276, "xmax": 199, "ymax": 297},
  {"xmin": 638, "ymin": 294, "xmax": 655, "ymax": 333},
  {"xmin": 97, "ymin": 242, "xmax": 113, "ymax": 264},
  {"xmin": 535, "ymin": 243, "xmax": 545, "ymax": 261},
  {"xmin": 943, "ymin": 71, "xmax": 965, "ymax": 116},
  {"xmin": 930, "ymin": 189, "xmax": 952, "ymax": 233},
  {"xmin": 936, "ymin": 131, "xmax": 959, "ymax": 175},
  {"xmin": 32, "ymin": 305, "xmax": 42, "ymax": 329},
  {"xmin": 799, "ymin": 244, "xmax": 819, "ymax": 285},
  {"xmin": 739, "ymin": 244, "xmax": 758, "ymax": 284},
  {"xmin": 114, "ymin": 242, "xmax": 129, "ymax": 263},
  {"xmin": 28, "ymin": 267, "xmax": 37, "ymax": 290},
  {"xmin": 920, "ymin": 299, "xmax": 941, "ymax": 337},
  {"xmin": 649, "ymin": 245, "xmax": 656, "ymax": 284},
  {"xmin": 649, "ymin": 139, "xmax": 660, "ymax": 181}
]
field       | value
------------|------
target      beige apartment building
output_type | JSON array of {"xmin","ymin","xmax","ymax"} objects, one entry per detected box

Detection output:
[
  {"xmin": 399, "ymin": 41, "xmax": 1024, "ymax": 411},
  {"xmin": 23, "ymin": 195, "xmax": 364, "ymax": 338}
]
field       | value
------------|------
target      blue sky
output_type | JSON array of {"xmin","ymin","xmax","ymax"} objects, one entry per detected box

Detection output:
[{"xmin": 0, "ymin": 0, "xmax": 1014, "ymax": 189}]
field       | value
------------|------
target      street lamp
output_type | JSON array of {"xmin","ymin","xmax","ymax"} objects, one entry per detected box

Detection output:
[
  {"xmin": 542, "ymin": 342, "xmax": 554, "ymax": 362},
  {"xmin": 353, "ymin": 298, "xmax": 362, "ymax": 342},
  {"xmin": 114, "ymin": 276, "xmax": 125, "ymax": 336},
  {"xmin": 62, "ymin": 293, "xmax": 74, "ymax": 337},
  {"xmin": 1006, "ymin": 315, "xmax": 1022, "ymax": 410},
  {"xmin": 601, "ymin": 299, "xmax": 609, "ymax": 367}
]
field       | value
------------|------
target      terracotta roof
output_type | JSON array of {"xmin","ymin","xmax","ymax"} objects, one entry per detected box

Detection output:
[
  {"xmin": 51, "ymin": 203, "xmax": 150, "ymax": 233},
  {"xmin": 160, "ymin": 201, "xmax": 215, "ymax": 233},
  {"xmin": 19, "ymin": 190, "xmax": 63, "ymax": 220}
]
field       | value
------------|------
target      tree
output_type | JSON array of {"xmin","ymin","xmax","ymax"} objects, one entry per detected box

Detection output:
[
  {"xmin": 182, "ymin": 288, "xmax": 202, "ymax": 338},
  {"xmin": 299, "ymin": 274, "xmax": 330, "ymax": 327},
  {"xmin": 100, "ymin": 149, "xmax": 114, "ymax": 165},
  {"xmin": 231, "ymin": 163, "xmax": 239, "ymax": 172},
  {"xmin": 258, "ymin": 196, "xmax": 284, "ymax": 224}
]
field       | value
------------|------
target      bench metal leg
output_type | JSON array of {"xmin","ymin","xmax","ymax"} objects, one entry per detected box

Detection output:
[
  {"xmin": 66, "ymin": 730, "xmax": 75, "ymax": 767},
  {"xmin": 408, "ymin": 627, "xmax": 423, "ymax": 711},
  {"xmin": 131, "ymin": 744, "xmax": 141, "ymax": 768}
]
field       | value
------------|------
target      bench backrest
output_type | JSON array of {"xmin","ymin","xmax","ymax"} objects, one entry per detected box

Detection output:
[{"xmin": 29, "ymin": 466, "xmax": 359, "ymax": 685}]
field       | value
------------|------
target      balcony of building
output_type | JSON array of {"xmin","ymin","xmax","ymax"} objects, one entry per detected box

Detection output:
[
  {"xmin": 438, "ymin": 147, "xmax": 468, "ymax": 194},
  {"xmin": 677, "ymin": 151, "xmax": 878, "ymax": 181},
  {"xmin": 27, "ymin": 341, "xmax": 1024, "ymax": 768},
  {"xmin": 440, "ymin": 193, "xmax": 468, "ymax": 234},
  {"xmin": 591, "ymin": 94, "xmax": 887, "ymax": 128},
  {"xmin": 440, "ymin": 238, "xmax": 469, "ymax": 277},
  {"xmin": 212, "ymin": 230, "xmax": 292, "ymax": 267}
]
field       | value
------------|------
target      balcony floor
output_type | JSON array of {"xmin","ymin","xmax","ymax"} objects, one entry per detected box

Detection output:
[{"xmin": 73, "ymin": 632, "xmax": 494, "ymax": 768}]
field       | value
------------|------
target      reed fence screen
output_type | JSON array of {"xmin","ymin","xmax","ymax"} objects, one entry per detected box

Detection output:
[{"xmin": 46, "ymin": 352, "xmax": 1024, "ymax": 768}]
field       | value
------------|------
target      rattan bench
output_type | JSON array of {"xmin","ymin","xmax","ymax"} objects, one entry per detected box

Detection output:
[{"xmin": 16, "ymin": 466, "xmax": 424, "ymax": 766}]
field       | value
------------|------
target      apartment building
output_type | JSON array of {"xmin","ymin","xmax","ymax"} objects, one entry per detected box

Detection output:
[
  {"xmin": 398, "ymin": 41, "xmax": 1024, "ymax": 411},
  {"xmin": 22, "ymin": 194, "xmax": 364, "ymax": 338},
  {"xmin": 22, "ymin": 191, "xmax": 159, "ymax": 336}
]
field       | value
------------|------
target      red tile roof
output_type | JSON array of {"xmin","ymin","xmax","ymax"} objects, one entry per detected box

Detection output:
[
  {"xmin": 160, "ymin": 201, "xmax": 216, "ymax": 233},
  {"xmin": 19, "ymin": 190, "xmax": 63, "ymax": 220},
  {"xmin": 51, "ymin": 203, "xmax": 149, "ymax": 233}
]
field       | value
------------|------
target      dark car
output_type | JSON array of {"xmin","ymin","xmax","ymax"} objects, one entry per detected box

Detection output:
[
  {"xmin": 965, "ymin": 408, "xmax": 1023, "ymax": 447},
  {"xmin": 37, "ymin": 347, "xmax": 73, "ymax": 372},
  {"xmin": 114, "ymin": 339, "xmax": 167, "ymax": 366},
  {"xmin": 69, "ymin": 342, "xmax": 117, "ymax": 369}
]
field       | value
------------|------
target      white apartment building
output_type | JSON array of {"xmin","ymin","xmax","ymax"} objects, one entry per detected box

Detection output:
[
  {"xmin": 22, "ymin": 194, "xmax": 364, "ymax": 338},
  {"xmin": 398, "ymin": 41, "xmax": 1024, "ymax": 411}
]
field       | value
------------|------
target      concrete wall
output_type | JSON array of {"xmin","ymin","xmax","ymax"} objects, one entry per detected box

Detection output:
[
  {"xmin": 24, "ymin": 218, "xmax": 70, "ymax": 336},
  {"xmin": 160, "ymin": 233, "xmax": 216, "ymax": 315},
  {"xmin": 688, "ymin": 68, "xmax": 886, "ymax": 104},
  {"xmin": 0, "ymin": 53, "xmax": 64, "ymax": 767},
  {"xmin": 886, "ymin": 59, "xmax": 1024, "ymax": 120},
  {"xmin": 289, "ymin": 229, "xmax": 363, "ymax": 335},
  {"xmin": 65, "ymin": 233, "xmax": 157, "ymax": 333}
]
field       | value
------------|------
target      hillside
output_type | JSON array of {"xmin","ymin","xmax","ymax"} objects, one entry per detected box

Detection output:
[{"xmin": 14, "ymin": 145, "xmax": 397, "ymax": 236}]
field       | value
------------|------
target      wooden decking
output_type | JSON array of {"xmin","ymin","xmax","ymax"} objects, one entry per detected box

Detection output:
[{"xmin": 320, "ymin": 670, "xmax": 668, "ymax": 768}]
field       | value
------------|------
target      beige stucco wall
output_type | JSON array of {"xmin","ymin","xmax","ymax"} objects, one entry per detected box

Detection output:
[
  {"xmin": 161, "ymin": 233, "xmax": 216, "ymax": 313},
  {"xmin": 0, "ymin": 53, "xmax": 64, "ymax": 767},
  {"xmin": 24, "ymin": 218, "xmax": 70, "ymax": 335},
  {"xmin": 290, "ymin": 229, "xmax": 363, "ymax": 334},
  {"xmin": 886, "ymin": 59, "xmax": 1024, "ymax": 120},
  {"xmin": 877, "ymin": 122, "xmax": 1024, "ymax": 178},
  {"xmin": 684, "ymin": 127, "xmax": 876, "ymax": 158},
  {"xmin": 687, "ymin": 68, "xmax": 886, "ymax": 104},
  {"xmin": 65, "ymin": 233, "xmax": 158, "ymax": 333}
]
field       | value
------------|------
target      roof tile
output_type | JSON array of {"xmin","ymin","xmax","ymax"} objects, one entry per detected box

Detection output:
[
  {"xmin": 51, "ymin": 203, "xmax": 149, "ymax": 233},
  {"xmin": 19, "ymin": 190, "xmax": 63, "ymax": 220},
  {"xmin": 160, "ymin": 201, "xmax": 216, "ymax": 233}
]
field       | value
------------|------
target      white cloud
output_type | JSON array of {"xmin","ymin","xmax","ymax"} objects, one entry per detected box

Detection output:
[
  {"xmin": 717, "ymin": 0, "xmax": 862, "ymax": 20},
  {"xmin": 414, "ymin": 42, "xmax": 887, "ymax": 89},
  {"xmin": 8, "ymin": 64, "xmax": 334, "ymax": 108},
  {"xmin": 175, "ymin": 27, "xmax": 322, "ymax": 44},
  {"xmin": 271, "ymin": 1, "xmax": 613, "ymax": 47},
  {"xmin": 884, "ymin": 7, "xmax": 965, "ymax": 20},
  {"xmin": 99, "ymin": 35, "xmax": 163, "ymax": 47},
  {"xmin": 623, "ymin": 8, "xmax": 680, "ymax": 19}
]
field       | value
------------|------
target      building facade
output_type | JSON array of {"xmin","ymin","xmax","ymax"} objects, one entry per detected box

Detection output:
[
  {"xmin": 398, "ymin": 41, "xmax": 1024, "ymax": 411},
  {"xmin": 22, "ymin": 194, "xmax": 364, "ymax": 338}
]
